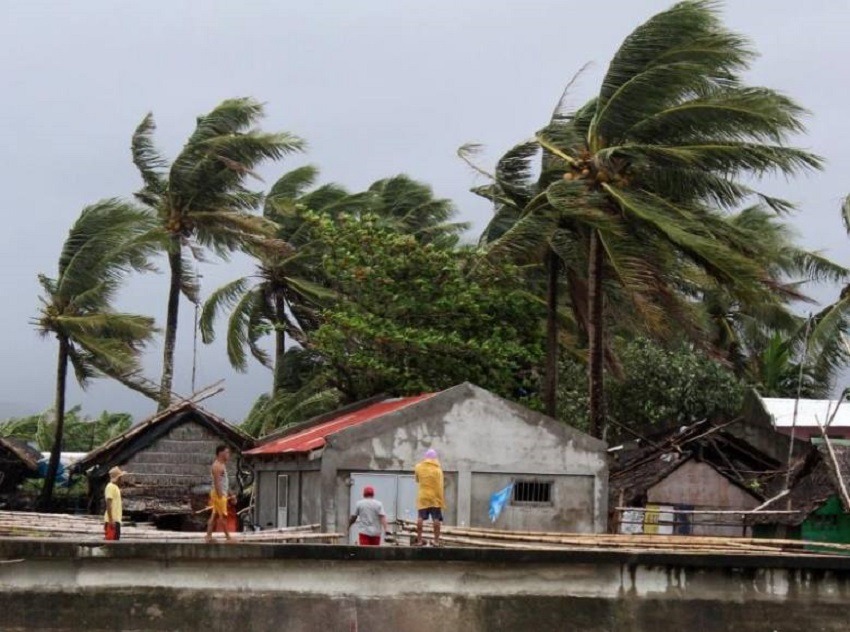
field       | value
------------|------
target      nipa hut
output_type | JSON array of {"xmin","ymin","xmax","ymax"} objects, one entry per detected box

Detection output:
[
  {"xmin": 609, "ymin": 419, "xmax": 801, "ymax": 536},
  {"xmin": 70, "ymin": 401, "xmax": 254, "ymax": 525},
  {"xmin": 0, "ymin": 436, "xmax": 41, "ymax": 500},
  {"xmin": 748, "ymin": 443, "xmax": 850, "ymax": 544}
]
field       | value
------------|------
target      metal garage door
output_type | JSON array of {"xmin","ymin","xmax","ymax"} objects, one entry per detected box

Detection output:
[{"xmin": 348, "ymin": 473, "xmax": 419, "ymax": 543}]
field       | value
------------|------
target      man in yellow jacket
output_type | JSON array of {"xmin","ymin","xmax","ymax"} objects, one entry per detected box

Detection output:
[{"xmin": 414, "ymin": 448, "xmax": 445, "ymax": 546}]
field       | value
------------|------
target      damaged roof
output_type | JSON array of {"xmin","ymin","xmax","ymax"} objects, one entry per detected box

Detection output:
[
  {"xmin": 609, "ymin": 419, "xmax": 792, "ymax": 507},
  {"xmin": 750, "ymin": 443, "xmax": 850, "ymax": 526},
  {"xmin": 0, "ymin": 436, "xmax": 41, "ymax": 472}
]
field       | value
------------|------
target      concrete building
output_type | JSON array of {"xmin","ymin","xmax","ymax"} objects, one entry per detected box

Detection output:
[{"xmin": 244, "ymin": 383, "xmax": 608, "ymax": 537}]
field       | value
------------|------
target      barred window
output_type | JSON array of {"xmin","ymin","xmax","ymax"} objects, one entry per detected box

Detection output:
[{"xmin": 512, "ymin": 480, "xmax": 553, "ymax": 505}]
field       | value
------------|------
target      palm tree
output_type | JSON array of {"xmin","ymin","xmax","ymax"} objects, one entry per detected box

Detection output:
[
  {"xmin": 801, "ymin": 194, "xmax": 850, "ymax": 385},
  {"xmin": 34, "ymin": 200, "xmax": 157, "ymax": 507},
  {"xmin": 699, "ymin": 205, "xmax": 846, "ymax": 381},
  {"xmin": 365, "ymin": 175, "xmax": 469, "ymax": 247},
  {"xmin": 200, "ymin": 166, "xmax": 337, "ymax": 392},
  {"xmin": 479, "ymin": 0, "xmax": 821, "ymax": 437},
  {"xmin": 131, "ymin": 98, "xmax": 305, "ymax": 409}
]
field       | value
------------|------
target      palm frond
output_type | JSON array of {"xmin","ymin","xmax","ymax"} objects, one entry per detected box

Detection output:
[
  {"xmin": 131, "ymin": 112, "xmax": 169, "ymax": 202},
  {"xmin": 225, "ymin": 286, "xmax": 262, "ymax": 372},
  {"xmin": 199, "ymin": 277, "xmax": 251, "ymax": 343}
]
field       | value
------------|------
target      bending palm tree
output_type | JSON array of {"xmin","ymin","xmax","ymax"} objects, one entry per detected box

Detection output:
[
  {"xmin": 131, "ymin": 98, "xmax": 305, "ymax": 408},
  {"xmin": 200, "ymin": 166, "xmax": 337, "ymax": 392},
  {"xmin": 366, "ymin": 175, "xmax": 469, "ymax": 247},
  {"xmin": 34, "ymin": 200, "xmax": 157, "ymax": 507},
  {"xmin": 803, "ymin": 194, "xmax": 850, "ymax": 383},
  {"xmin": 482, "ymin": 0, "xmax": 821, "ymax": 437}
]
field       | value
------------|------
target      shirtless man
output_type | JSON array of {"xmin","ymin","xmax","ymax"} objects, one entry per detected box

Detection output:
[{"xmin": 206, "ymin": 444, "xmax": 233, "ymax": 543}]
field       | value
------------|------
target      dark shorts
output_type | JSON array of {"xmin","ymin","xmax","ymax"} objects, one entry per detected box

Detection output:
[
  {"xmin": 104, "ymin": 522, "xmax": 121, "ymax": 541},
  {"xmin": 359, "ymin": 533, "xmax": 381, "ymax": 546},
  {"xmin": 418, "ymin": 507, "xmax": 443, "ymax": 521}
]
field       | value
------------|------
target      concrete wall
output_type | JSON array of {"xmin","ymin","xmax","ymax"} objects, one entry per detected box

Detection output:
[
  {"xmin": 2, "ymin": 539, "xmax": 850, "ymax": 632},
  {"xmin": 647, "ymin": 460, "xmax": 760, "ymax": 536},
  {"xmin": 320, "ymin": 384, "xmax": 608, "ymax": 533},
  {"xmin": 254, "ymin": 460, "xmax": 322, "ymax": 528},
  {"xmin": 470, "ymin": 472, "xmax": 595, "ymax": 531}
]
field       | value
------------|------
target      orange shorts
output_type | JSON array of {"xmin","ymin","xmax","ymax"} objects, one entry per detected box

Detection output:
[{"xmin": 209, "ymin": 492, "xmax": 228, "ymax": 518}]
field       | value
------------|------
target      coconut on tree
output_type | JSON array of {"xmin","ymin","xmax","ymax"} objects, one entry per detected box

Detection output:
[{"xmin": 477, "ymin": 0, "xmax": 822, "ymax": 437}]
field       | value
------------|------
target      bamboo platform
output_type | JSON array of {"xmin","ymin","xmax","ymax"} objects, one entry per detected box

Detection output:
[
  {"xmin": 396, "ymin": 521, "xmax": 850, "ymax": 557},
  {"xmin": 0, "ymin": 511, "xmax": 341, "ymax": 544}
]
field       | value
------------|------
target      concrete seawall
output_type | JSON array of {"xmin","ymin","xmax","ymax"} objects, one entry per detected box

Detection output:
[{"xmin": 1, "ymin": 539, "xmax": 850, "ymax": 631}]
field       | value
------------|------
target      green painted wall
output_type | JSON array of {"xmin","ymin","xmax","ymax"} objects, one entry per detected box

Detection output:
[{"xmin": 801, "ymin": 496, "xmax": 850, "ymax": 545}]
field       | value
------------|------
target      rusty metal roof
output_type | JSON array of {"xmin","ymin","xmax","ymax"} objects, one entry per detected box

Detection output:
[{"xmin": 245, "ymin": 394, "xmax": 434, "ymax": 456}]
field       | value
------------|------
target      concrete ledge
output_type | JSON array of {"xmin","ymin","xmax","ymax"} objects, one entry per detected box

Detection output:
[
  {"xmin": 3, "ymin": 538, "xmax": 850, "ymax": 631},
  {"xmin": 2, "ymin": 537, "xmax": 850, "ymax": 571}
]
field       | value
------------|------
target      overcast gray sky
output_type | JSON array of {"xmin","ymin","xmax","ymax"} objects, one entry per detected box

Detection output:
[{"xmin": 1, "ymin": 0, "xmax": 848, "ymax": 423}]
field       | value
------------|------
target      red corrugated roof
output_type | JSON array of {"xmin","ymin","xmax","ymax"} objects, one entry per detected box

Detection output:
[{"xmin": 245, "ymin": 394, "xmax": 434, "ymax": 456}]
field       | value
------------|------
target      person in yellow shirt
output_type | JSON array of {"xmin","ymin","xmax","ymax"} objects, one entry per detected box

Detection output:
[
  {"xmin": 104, "ymin": 466, "xmax": 125, "ymax": 541},
  {"xmin": 414, "ymin": 448, "xmax": 445, "ymax": 546}
]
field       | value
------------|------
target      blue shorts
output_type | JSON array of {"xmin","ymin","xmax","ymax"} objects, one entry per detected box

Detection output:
[{"xmin": 418, "ymin": 507, "xmax": 443, "ymax": 521}]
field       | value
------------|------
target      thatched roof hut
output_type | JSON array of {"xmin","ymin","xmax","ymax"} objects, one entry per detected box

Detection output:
[
  {"xmin": 71, "ymin": 401, "xmax": 254, "ymax": 518},
  {"xmin": 0, "ymin": 436, "xmax": 41, "ymax": 495},
  {"xmin": 609, "ymin": 419, "xmax": 794, "ymax": 508},
  {"xmin": 748, "ymin": 444, "xmax": 850, "ymax": 527}
]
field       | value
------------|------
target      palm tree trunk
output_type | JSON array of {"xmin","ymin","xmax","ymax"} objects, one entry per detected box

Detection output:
[
  {"xmin": 39, "ymin": 334, "xmax": 69, "ymax": 509},
  {"xmin": 587, "ymin": 230, "xmax": 606, "ymax": 439},
  {"xmin": 543, "ymin": 249, "xmax": 559, "ymax": 418},
  {"xmin": 273, "ymin": 294, "xmax": 287, "ymax": 394},
  {"xmin": 158, "ymin": 236, "xmax": 182, "ymax": 409}
]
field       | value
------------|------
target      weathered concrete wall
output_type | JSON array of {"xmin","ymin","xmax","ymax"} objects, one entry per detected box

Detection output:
[
  {"xmin": 322, "ymin": 383, "xmax": 608, "ymax": 533},
  {"xmin": 470, "ymin": 472, "xmax": 595, "ymax": 531},
  {"xmin": 2, "ymin": 539, "xmax": 850, "ymax": 632}
]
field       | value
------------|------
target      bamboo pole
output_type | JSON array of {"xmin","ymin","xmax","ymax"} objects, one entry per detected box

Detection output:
[{"xmin": 815, "ymin": 414, "xmax": 850, "ymax": 510}]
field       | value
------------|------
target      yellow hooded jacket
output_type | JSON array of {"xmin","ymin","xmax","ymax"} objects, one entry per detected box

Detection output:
[{"xmin": 414, "ymin": 458, "xmax": 445, "ymax": 509}]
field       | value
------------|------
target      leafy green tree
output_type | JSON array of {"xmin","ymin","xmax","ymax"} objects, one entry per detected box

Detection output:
[
  {"xmin": 202, "ymin": 170, "xmax": 470, "ymax": 434},
  {"xmin": 309, "ymin": 213, "xmax": 543, "ymax": 402},
  {"xmin": 559, "ymin": 338, "xmax": 744, "ymax": 441},
  {"xmin": 130, "ymin": 98, "xmax": 305, "ymax": 408},
  {"xmin": 33, "ymin": 200, "xmax": 157, "ymax": 507},
  {"xmin": 481, "ymin": 1, "xmax": 820, "ymax": 437}
]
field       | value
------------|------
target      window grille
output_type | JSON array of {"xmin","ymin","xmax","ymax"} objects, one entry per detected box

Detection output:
[{"xmin": 512, "ymin": 480, "xmax": 553, "ymax": 505}]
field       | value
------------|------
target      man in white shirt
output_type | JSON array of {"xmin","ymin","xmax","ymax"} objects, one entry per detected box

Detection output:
[{"xmin": 348, "ymin": 486, "xmax": 389, "ymax": 546}]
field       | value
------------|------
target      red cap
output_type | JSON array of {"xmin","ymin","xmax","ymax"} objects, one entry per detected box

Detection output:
[{"xmin": 363, "ymin": 486, "xmax": 375, "ymax": 497}]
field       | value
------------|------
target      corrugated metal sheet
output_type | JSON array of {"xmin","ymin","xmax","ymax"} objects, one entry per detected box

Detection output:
[
  {"xmin": 761, "ymin": 397, "xmax": 850, "ymax": 429},
  {"xmin": 245, "ymin": 394, "xmax": 434, "ymax": 456}
]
